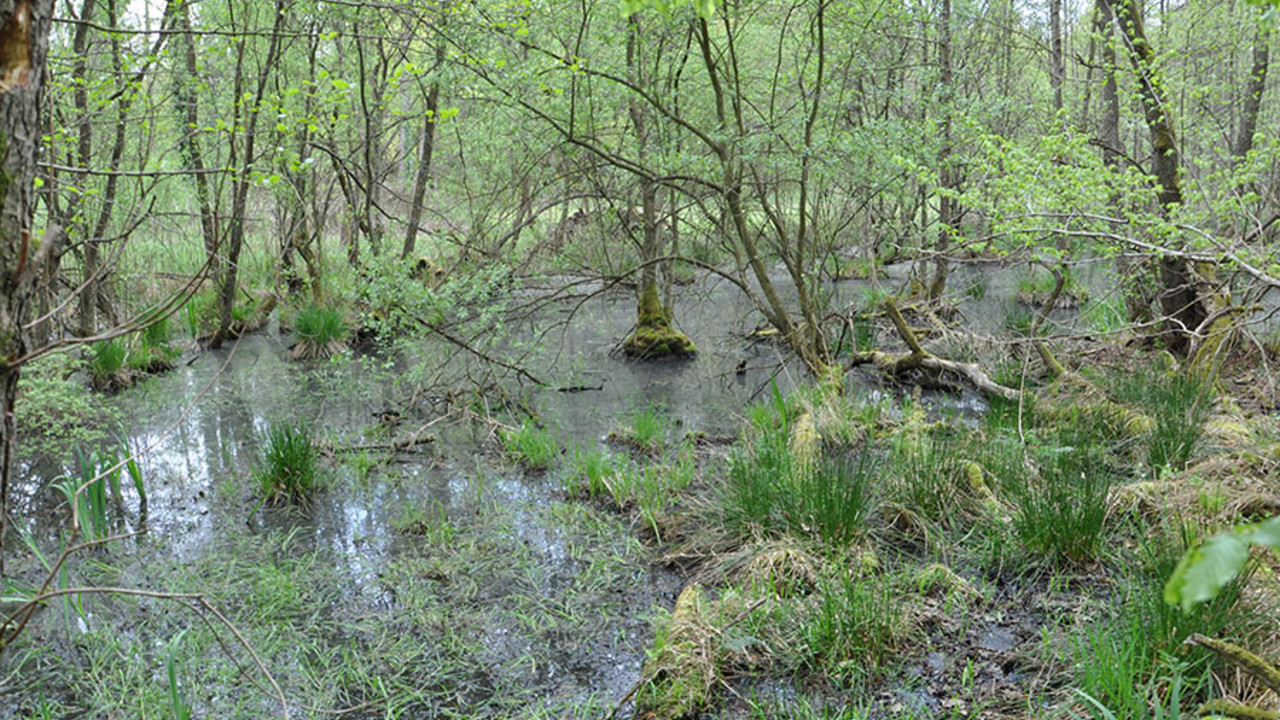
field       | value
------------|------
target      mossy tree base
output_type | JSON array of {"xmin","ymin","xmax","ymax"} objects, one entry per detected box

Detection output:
[
  {"xmin": 623, "ymin": 325, "xmax": 697, "ymax": 359},
  {"xmin": 624, "ymin": 281, "xmax": 696, "ymax": 359}
]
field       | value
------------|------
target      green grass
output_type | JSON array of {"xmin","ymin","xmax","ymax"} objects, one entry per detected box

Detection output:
[
  {"xmin": 1105, "ymin": 366, "xmax": 1215, "ymax": 475},
  {"xmin": 1082, "ymin": 295, "xmax": 1127, "ymax": 335},
  {"xmin": 502, "ymin": 420, "xmax": 560, "ymax": 471},
  {"xmin": 292, "ymin": 304, "xmax": 349, "ymax": 360},
  {"xmin": 295, "ymin": 304, "xmax": 347, "ymax": 344},
  {"xmin": 566, "ymin": 446, "xmax": 614, "ymax": 496},
  {"xmin": 627, "ymin": 405, "xmax": 669, "ymax": 452},
  {"xmin": 886, "ymin": 433, "xmax": 967, "ymax": 526},
  {"xmin": 792, "ymin": 454, "xmax": 878, "ymax": 545},
  {"xmin": 804, "ymin": 569, "xmax": 904, "ymax": 678},
  {"xmin": 1072, "ymin": 524, "xmax": 1256, "ymax": 718},
  {"xmin": 1005, "ymin": 449, "xmax": 1113, "ymax": 564},
  {"xmin": 722, "ymin": 426, "xmax": 877, "ymax": 546},
  {"xmin": 254, "ymin": 422, "xmax": 321, "ymax": 502},
  {"xmin": 88, "ymin": 338, "xmax": 127, "ymax": 383}
]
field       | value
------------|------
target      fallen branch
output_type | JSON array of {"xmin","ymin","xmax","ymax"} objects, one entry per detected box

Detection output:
[{"xmin": 846, "ymin": 298, "xmax": 1021, "ymax": 402}]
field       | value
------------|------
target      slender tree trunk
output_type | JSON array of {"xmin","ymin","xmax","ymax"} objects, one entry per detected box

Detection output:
[
  {"xmin": 69, "ymin": 0, "xmax": 95, "ymax": 336},
  {"xmin": 0, "ymin": 0, "xmax": 58, "ymax": 576},
  {"xmin": 177, "ymin": 0, "xmax": 220, "ymax": 315},
  {"xmin": 401, "ymin": 44, "xmax": 444, "ymax": 260},
  {"xmin": 1104, "ymin": 0, "xmax": 1205, "ymax": 354},
  {"xmin": 1234, "ymin": 25, "xmax": 1270, "ymax": 162},
  {"xmin": 928, "ymin": 0, "xmax": 954, "ymax": 301},
  {"xmin": 212, "ymin": 0, "xmax": 286, "ymax": 347},
  {"xmin": 1050, "ymin": 0, "xmax": 1064, "ymax": 113}
]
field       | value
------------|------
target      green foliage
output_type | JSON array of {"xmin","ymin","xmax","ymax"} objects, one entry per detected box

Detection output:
[
  {"xmin": 1165, "ymin": 515, "xmax": 1280, "ymax": 613},
  {"xmin": 16, "ymin": 355, "xmax": 120, "ymax": 464},
  {"xmin": 254, "ymin": 422, "xmax": 321, "ymax": 502},
  {"xmin": 502, "ymin": 420, "xmax": 560, "ymax": 472},
  {"xmin": 88, "ymin": 339, "xmax": 128, "ymax": 382},
  {"xmin": 620, "ymin": 0, "xmax": 718, "ymax": 19}
]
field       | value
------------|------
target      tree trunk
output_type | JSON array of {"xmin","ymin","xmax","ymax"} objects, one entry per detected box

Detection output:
[
  {"xmin": 177, "ymin": 0, "xmax": 220, "ymax": 311},
  {"xmin": 1233, "ymin": 25, "xmax": 1269, "ymax": 162},
  {"xmin": 401, "ymin": 44, "xmax": 444, "ymax": 261},
  {"xmin": 212, "ymin": 0, "xmax": 285, "ymax": 348},
  {"xmin": 0, "ymin": 0, "xmax": 56, "ymax": 576},
  {"xmin": 69, "ymin": 0, "xmax": 95, "ymax": 336},
  {"xmin": 928, "ymin": 0, "xmax": 954, "ymax": 301},
  {"xmin": 1050, "ymin": 0, "xmax": 1064, "ymax": 113},
  {"xmin": 1103, "ymin": 0, "xmax": 1205, "ymax": 354}
]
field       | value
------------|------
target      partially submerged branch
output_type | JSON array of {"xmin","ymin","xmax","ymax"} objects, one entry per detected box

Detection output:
[{"xmin": 846, "ymin": 298, "xmax": 1021, "ymax": 402}]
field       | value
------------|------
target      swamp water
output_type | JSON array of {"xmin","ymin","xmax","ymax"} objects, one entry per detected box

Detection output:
[{"xmin": 1, "ymin": 262, "xmax": 1091, "ymax": 717}]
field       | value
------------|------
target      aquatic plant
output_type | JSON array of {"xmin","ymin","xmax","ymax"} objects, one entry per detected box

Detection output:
[
  {"xmin": 502, "ymin": 420, "xmax": 559, "ymax": 471},
  {"xmin": 254, "ymin": 422, "xmax": 321, "ymax": 502},
  {"xmin": 567, "ymin": 446, "xmax": 614, "ymax": 496},
  {"xmin": 166, "ymin": 631, "xmax": 192, "ymax": 720},
  {"xmin": 292, "ymin": 304, "xmax": 348, "ymax": 360},
  {"xmin": 87, "ymin": 338, "xmax": 130, "ymax": 390},
  {"xmin": 609, "ymin": 405, "xmax": 669, "ymax": 453},
  {"xmin": 54, "ymin": 448, "xmax": 144, "ymax": 540}
]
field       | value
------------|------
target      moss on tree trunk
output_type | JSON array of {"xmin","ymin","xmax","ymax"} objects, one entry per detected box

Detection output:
[{"xmin": 624, "ymin": 281, "xmax": 695, "ymax": 359}]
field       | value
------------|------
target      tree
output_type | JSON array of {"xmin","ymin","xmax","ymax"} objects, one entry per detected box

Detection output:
[{"xmin": 0, "ymin": 0, "xmax": 60, "ymax": 574}]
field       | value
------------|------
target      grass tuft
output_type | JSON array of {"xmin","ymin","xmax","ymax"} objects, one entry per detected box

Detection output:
[
  {"xmin": 254, "ymin": 422, "xmax": 321, "ymax": 502},
  {"xmin": 502, "ymin": 420, "xmax": 560, "ymax": 472},
  {"xmin": 1006, "ymin": 449, "xmax": 1113, "ymax": 564},
  {"xmin": 292, "ymin": 304, "xmax": 349, "ymax": 360}
]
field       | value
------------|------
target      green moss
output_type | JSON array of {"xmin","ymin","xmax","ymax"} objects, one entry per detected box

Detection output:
[
  {"xmin": 637, "ymin": 281, "xmax": 668, "ymax": 328},
  {"xmin": 626, "ymin": 282, "xmax": 695, "ymax": 358},
  {"xmin": 624, "ymin": 325, "xmax": 697, "ymax": 358}
]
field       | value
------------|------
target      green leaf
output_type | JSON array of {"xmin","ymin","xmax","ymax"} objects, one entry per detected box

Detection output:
[{"xmin": 1164, "ymin": 532, "xmax": 1250, "ymax": 613}]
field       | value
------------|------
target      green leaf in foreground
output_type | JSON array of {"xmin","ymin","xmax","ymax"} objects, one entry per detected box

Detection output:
[{"xmin": 1165, "ymin": 516, "xmax": 1280, "ymax": 613}]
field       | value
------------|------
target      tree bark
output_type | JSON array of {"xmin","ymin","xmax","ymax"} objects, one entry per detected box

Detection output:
[
  {"xmin": 400, "ymin": 44, "xmax": 444, "ymax": 261},
  {"xmin": 1103, "ymin": 0, "xmax": 1205, "ymax": 354},
  {"xmin": 1233, "ymin": 26, "xmax": 1270, "ymax": 162},
  {"xmin": 176, "ymin": 0, "xmax": 220, "ymax": 309},
  {"xmin": 928, "ymin": 0, "xmax": 955, "ymax": 301},
  {"xmin": 211, "ymin": 0, "xmax": 286, "ymax": 348},
  {"xmin": 0, "ymin": 0, "xmax": 57, "ymax": 576},
  {"xmin": 1050, "ymin": 0, "xmax": 1064, "ymax": 113}
]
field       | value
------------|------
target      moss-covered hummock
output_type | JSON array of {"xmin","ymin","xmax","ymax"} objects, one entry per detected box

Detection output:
[{"xmin": 624, "ymin": 282, "xmax": 696, "ymax": 359}]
